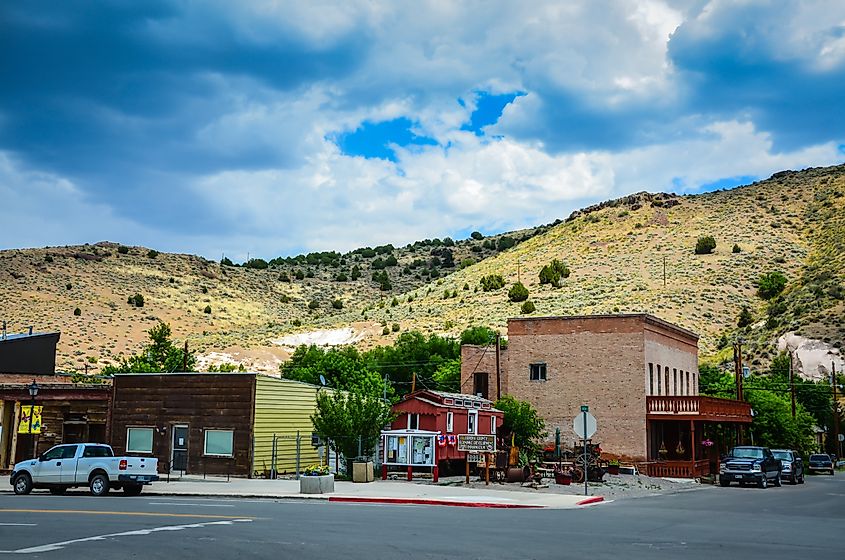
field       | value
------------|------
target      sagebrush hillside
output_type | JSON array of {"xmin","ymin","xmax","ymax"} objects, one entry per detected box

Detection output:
[{"xmin": 1, "ymin": 164, "xmax": 843, "ymax": 373}]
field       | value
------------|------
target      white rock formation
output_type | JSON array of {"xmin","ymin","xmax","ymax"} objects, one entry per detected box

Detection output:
[{"xmin": 777, "ymin": 332, "xmax": 844, "ymax": 381}]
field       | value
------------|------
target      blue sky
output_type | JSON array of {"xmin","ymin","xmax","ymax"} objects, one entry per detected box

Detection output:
[{"xmin": 1, "ymin": 1, "xmax": 844, "ymax": 260}]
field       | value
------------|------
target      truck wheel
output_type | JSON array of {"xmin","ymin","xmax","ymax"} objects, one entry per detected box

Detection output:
[
  {"xmin": 758, "ymin": 475, "xmax": 768, "ymax": 489},
  {"xmin": 123, "ymin": 484, "xmax": 143, "ymax": 496},
  {"xmin": 13, "ymin": 473, "xmax": 33, "ymax": 495},
  {"xmin": 720, "ymin": 479, "xmax": 731, "ymax": 487},
  {"xmin": 89, "ymin": 474, "xmax": 110, "ymax": 496},
  {"xmin": 49, "ymin": 487, "xmax": 67, "ymax": 495},
  {"xmin": 773, "ymin": 473, "xmax": 781, "ymax": 487}
]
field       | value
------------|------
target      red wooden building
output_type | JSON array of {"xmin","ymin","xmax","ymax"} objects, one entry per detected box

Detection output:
[{"xmin": 382, "ymin": 390, "xmax": 504, "ymax": 479}]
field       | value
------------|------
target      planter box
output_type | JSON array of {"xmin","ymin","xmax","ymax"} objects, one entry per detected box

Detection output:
[
  {"xmin": 352, "ymin": 461, "xmax": 374, "ymax": 483},
  {"xmin": 300, "ymin": 474, "xmax": 335, "ymax": 494}
]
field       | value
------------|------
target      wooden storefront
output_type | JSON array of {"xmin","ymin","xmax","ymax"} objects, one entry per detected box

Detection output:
[
  {"xmin": 0, "ymin": 378, "xmax": 110, "ymax": 470},
  {"xmin": 110, "ymin": 373, "xmax": 256, "ymax": 477}
]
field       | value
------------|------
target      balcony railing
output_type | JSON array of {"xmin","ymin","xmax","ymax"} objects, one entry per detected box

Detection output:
[
  {"xmin": 647, "ymin": 396, "xmax": 752, "ymax": 422},
  {"xmin": 644, "ymin": 459, "xmax": 711, "ymax": 478}
]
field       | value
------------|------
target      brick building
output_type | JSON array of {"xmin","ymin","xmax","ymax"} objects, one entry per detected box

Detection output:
[{"xmin": 460, "ymin": 314, "xmax": 751, "ymax": 477}]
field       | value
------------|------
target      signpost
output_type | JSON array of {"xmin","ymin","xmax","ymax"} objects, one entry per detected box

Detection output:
[
  {"xmin": 459, "ymin": 434, "xmax": 496, "ymax": 485},
  {"xmin": 573, "ymin": 406, "xmax": 597, "ymax": 496}
]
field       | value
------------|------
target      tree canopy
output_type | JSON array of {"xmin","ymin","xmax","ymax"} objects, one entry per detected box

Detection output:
[{"xmin": 102, "ymin": 322, "xmax": 196, "ymax": 374}]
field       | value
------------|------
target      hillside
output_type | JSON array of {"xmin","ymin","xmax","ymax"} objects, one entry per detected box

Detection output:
[{"xmin": 1, "ymin": 164, "xmax": 843, "ymax": 374}]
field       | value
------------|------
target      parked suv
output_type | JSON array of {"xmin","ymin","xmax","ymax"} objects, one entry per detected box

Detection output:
[
  {"xmin": 807, "ymin": 454, "xmax": 835, "ymax": 475},
  {"xmin": 720, "ymin": 446, "xmax": 782, "ymax": 488},
  {"xmin": 771, "ymin": 449, "xmax": 804, "ymax": 484}
]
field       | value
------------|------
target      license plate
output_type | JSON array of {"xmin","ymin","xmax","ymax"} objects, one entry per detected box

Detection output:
[
  {"xmin": 136, "ymin": 476, "xmax": 150, "ymax": 482},
  {"xmin": 735, "ymin": 475, "xmax": 742, "ymax": 479}
]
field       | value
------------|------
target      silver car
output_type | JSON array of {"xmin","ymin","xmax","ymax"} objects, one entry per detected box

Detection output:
[{"xmin": 771, "ymin": 449, "xmax": 804, "ymax": 484}]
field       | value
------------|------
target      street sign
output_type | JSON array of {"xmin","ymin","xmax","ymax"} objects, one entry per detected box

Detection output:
[
  {"xmin": 838, "ymin": 434, "xmax": 844, "ymax": 442},
  {"xmin": 457, "ymin": 434, "xmax": 496, "ymax": 452},
  {"xmin": 466, "ymin": 453, "xmax": 484, "ymax": 463},
  {"xmin": 573, "ymin": 411, "xmax": 597, "ymax": 439},
  {"xmin": 580, "ymin": 405, "xmax": 589, "ymax": 412}
]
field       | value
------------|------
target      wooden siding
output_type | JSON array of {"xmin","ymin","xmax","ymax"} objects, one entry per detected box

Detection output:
[
  {"xmin": 110, "ymin": 374, "xmax": 255, "ymax": 477},
  {"xmin": 253, "ymin": 376, "xmax": 325, "ymax": 476}
]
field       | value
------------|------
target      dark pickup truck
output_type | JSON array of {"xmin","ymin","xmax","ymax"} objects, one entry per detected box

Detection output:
[{"xmin": 720, "ymin": 446, "xmax": 782, "ymax": 488}]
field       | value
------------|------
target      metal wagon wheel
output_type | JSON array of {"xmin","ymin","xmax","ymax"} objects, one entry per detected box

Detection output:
[{"xmin": 570, "ymin": 466, "xmax": 585, "ymax": 484}]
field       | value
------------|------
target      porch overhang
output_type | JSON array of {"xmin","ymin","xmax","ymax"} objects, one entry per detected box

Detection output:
[{"xmin": 647, "ymin": 396, "xmax": 752, "ymax": 423}]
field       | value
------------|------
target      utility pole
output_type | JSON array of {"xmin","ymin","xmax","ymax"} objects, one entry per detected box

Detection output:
[
  {"xmin": 733, "ymin": 341, "xmax": 743, "ymax": 401},
  {"xmin": 789, "ymin": 351, "xmax": 796, "ymax": 418},
  {"xmin": 833, "ymin": 361, "xmax": 840, "ymax": 457},
  {"xmin": 411, "ymin": 372, "xmax": 416, "ymax": 393},
  {"xmin": 495, "ymin": 333, "xmax": 501, "ymax": 401},
  {"xmin": 183, "ymin": 341, "xmax": 189, "ymax": 372}
]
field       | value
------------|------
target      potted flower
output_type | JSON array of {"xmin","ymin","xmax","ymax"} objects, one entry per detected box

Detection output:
[
  {"xmin": 554, "ymin": 467, "xmax": 572, "ymax": 486},
  {"xmin": 607, "ymin": 460, "xmax": 620, "ymax": 476},
  {"xmin": 299, "ymin": 464, "xmax": 335, "ymax": 494}
]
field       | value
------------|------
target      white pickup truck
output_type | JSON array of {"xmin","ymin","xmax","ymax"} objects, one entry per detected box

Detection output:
[{"xmin": 10, "ymin": 443, "xmax": 159, "ymax": 496}]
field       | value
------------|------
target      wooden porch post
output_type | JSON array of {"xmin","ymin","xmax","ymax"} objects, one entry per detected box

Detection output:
[{"xmin": 690, "ymin": 420, "xmax": 696, "ymax": 465}]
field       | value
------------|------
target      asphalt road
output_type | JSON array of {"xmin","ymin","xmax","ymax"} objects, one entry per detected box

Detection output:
[{"xmin": 1, "ymin": 474, "xmax": 842, "ymax": 559}]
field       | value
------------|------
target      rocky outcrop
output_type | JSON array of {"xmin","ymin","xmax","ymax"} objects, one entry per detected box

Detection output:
[{"xmin": 777, "ymin": 332, "xmax": 844, "ymax": 381}]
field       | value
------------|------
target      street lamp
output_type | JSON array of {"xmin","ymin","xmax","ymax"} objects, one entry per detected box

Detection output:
[{"xmin": 28, "ymin": 380, "xmax": 39, "ymax": 458}]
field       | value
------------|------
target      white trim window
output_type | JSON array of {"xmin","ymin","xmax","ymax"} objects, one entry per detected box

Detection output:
[
  {"xmin": 468, "ymin": 411, "xmax": 477, "ymax": 435},
  {"xmin": 126, "ymin": 427, "xmax": 154, "ymax": 454},
  {"xmin": 407, "ymin": 413, "xmax": 420, "ymax": 430},
  {"xmin": 203, "ymin": 429, "xmax": 234, "ymax": 457},
  {"xmin": 446, "ymin": 412, "xmax": 454, "ymax": 433},
  {"xmin": 490, "ymin": 416, "xmax": 496, "ymax": 434},
  {"xmin": 529, "ymin": 363, "xmax": 547, "ymax": 381}
]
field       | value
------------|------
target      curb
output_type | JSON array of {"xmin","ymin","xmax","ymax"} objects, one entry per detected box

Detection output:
[
  {"xmin": 327, "ymin": 496, "xmax": 544, "ymax": 508},
  {"xmin": 575, "ymin": 496, "xmax": 605, "ymax": 506}
]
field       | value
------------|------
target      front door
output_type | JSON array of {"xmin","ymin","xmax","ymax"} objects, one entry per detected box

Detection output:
[
  {"xmin": 171, "ymin": 425, "xmax": 188, "ymax": 472},
  {"xmin": 34, "ymin": 445, "xmax": 66, "ymax": 484}
]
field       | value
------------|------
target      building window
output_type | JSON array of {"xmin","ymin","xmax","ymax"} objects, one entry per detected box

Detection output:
[
  {"xmin": 203, "ymin": 429, "xmax": 234, "ymax": 457},
  {"xmin": 686, "ymin": 371, "xmax": 691, "ymax": 396},
  {"xmin": 126, "ymin": 427, "xmax": 154, "ymax": 454},
  {"xmin": 656, "ymin": 365, "xmax": 662, "ymax": 395},
  {"xmin": 529, "ymin": 363, "xmax": 547, "ymax": 381},
  {"xmin": 490, "ymin": 416, "xmax": 496, "ymax": 434},
  {"xmin": 446, "ymin": 412, "xmax": 453, "ymax": 433},
  {"xmin": 665, "ymin": 369, "xmax": 670, "ymax": 396},
  {"xmin": 673, "ymin": 369, "xmax": 678, "ymax": 395},
  {"xmin": 692, "ymin": 371, "xmax": 697, "ymax": 395},
  {"xmin": 648, "ymin": 363, "xmax": 654, "ymax": 395},
  {"xmin": 468, "ymin": 412, "xmax": 477, "ymax": 434},
  {"xmin": 407, "ymin": 413, "xmax": 420, "ymax": 430}
]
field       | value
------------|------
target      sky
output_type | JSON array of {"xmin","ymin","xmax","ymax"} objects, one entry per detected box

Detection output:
[{"xmin": 1, "ymin": 0, "xmax": 844, "ymax": 261}]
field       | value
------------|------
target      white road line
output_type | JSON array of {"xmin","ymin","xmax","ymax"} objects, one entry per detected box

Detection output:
[
  {"xmin": 0, "ymin": 518, "xmax": 252, "ymax": 554},
  {"xmin": 0, "ymin": 523, "xmax": 37, "ymax": 526},
  {"xmin": 146, "ymin": 502, "xmax": 235, "ymax": 508}
]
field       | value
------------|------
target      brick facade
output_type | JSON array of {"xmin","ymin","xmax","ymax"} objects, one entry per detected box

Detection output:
[{"xmin": 460, "ymin": 314, "xmax": 699, "ymax": 461}]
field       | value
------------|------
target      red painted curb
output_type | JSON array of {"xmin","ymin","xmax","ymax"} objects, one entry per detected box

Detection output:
[
  {"xmin": 328, "ymin": 496, "xmax": 543, "ymax": 509},
  {"xmin": 575, "ymin": 496, "xmax": 605, "ymax": 506}
]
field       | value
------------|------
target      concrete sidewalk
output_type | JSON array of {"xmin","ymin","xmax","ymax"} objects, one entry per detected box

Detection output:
[{"xmin": 127, "ymin": 476, "xmax": 602, "ymax": 508}]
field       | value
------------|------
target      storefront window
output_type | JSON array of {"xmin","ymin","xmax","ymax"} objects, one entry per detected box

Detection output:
[
  {"xmin": 204, "ymin": 430, "xmax": 234, "ymax": 457},
  {"xmin": 411, "ymin": 436, "xmax": 433, "ymax": 465},
  {"xmin": 126, "ymin": 427, "xmax": 153, "ymax": 454}
]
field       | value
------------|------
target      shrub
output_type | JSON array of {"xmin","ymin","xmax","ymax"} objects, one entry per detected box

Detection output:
[
  {"xmin": 128, "ymin": 293, "xmax": 144, "ymax": 307},
  {"xmin": 521, "ymin": 300, "xmax": 536, "ymax": 314},
  {"xmin": 280, "ymin": 294, "xmax": 291, "ymax": 303},
  {"xmin": 279, "ymin": 272, "xmax": 290, "ymax": 282},
  {"xmin": 694, "ymin": 236, "xmax": 716, "ymax": 255},
  {"xmin": 335, "ymin": 272, "xmax": 348, "ymax": 282},
  {"xmin": 66, "ymin": 283, "xmax": 72, "ymax": 290},
  {"xmin": 44, "ymin": 255, "xmax": 53, "ymax": 263},
  {"xmin": 201, "ymin": 286, "xmax": 208, "ymax": 294},
  {"xmin": 294, "ymin": 270, "xmax": 305, "ymax": 280},
  {"xmin": 538, "ymin": 259, "xmax": 571, "ymax": 287},
  {"xmin": 390, "ymin": 297, "xmax": 399, "ymax": 307},
  {"xmin": 221, "ymin": 256, "xmax": 234, "ymax": 266},
  {"xmin": 245, "ymin": 258, "xmax": 269, "ymax": 269},
  {"xmin": 204, "ymin": 305, "xmax": 212, "ymax": 314},
  {"xmin": 480, "ymin": 274, "xmax": 505, "ymax": 291},
  {"xmin": 350, "ymin": 266, "xmax": 361, "ymax": 280},
  {"xmin": 385, "ymin": 255, "xmax": 398, "ymax": 267},
  {"xmin": 292, "ymin": 318, "xmax": 302, "ymax": 327},
  {"xmin": 308, "ymin": 300, "xmax": 319, "ymax": 310},
  {"xmin": 737, "ymin": 306, "xmax": 753, "ymax": 327},
  {"xmin": 758, "ymin": 272, "xmax": 787, "ymax": 300},
  {"xmin": 73, "ymin": 307, "xmax": 81, "ymax": 316},
  {"xmin": 497, "ymin": 236, "xmax": 516, "ymax": 251},
  {"xmin": 147, "ymin": 249, "xmax": 159, "ymax": 259},
  {"xmin": 382, "ymin": 326, "xmax": 390, "ymax": 335},
  {"xmin": 305, "ymin": 270, "xmax": 314, "ymax": 278},
  {"xmin": 391, "ymin": 323, "xmax": 400, "ymax": 332},
  {"xmin": 732, "ymin": 244, "xmax": 741, "ymax": 254},
  {"xmin": 118, "ymin": 246, "xmax": 129, "ymax": 254},
  {"xmin": 508, "ymin": 282, "xmax": 529, "ymax": 302},
  {"xmin": 471, "ymin": 231, "xmax": 484, "ymax": 240},
  {"xmin": 332, "ymin": 299, "xmax": 343, "ymax": 309}
]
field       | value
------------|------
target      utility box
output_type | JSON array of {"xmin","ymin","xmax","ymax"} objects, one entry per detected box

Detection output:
[{"xmin": 352, "ymin": 461, "xmax": 374, "ymax": 483}]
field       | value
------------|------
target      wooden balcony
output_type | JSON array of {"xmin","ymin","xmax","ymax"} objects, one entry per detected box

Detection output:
[
  {"xmin": 644, "ymin": 459, "xmax": 711, "ymax": 479},
  {"xmin": 647, "ymin": 396, "xmax": 752, "ymax": 423}
]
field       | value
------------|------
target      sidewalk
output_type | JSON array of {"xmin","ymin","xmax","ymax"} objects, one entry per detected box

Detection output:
[{"xmin": 134, "ymin": 476, "xmax": 602, "ymax": 508}]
